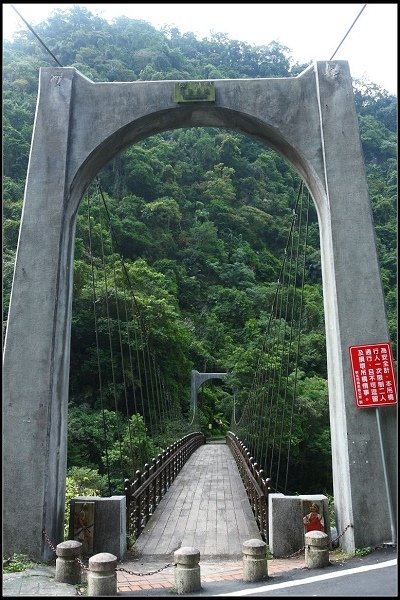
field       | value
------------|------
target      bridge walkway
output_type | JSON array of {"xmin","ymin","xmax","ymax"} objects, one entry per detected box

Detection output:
[{"xmin": 132, "ymin": 441, "xmax": 261, "ymax": 559}]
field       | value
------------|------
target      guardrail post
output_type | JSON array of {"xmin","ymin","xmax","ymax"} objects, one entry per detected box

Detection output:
[
  {"xmin": 242, "ymin": 539, "xmax": 269, "ymax": 582},
  {"xmin": 55, "ymin": 540, "xmax": 82, "ymax": 584},
  {"xmin": 174, "ymin": 546, "xmax": 201, "ymax": 593},
  {"xmin": 305, "ymin": 531, "xmax": 330, "ymax": 568},
  {"xmin": 132, "ymin": 470, "xmax": 141, "ymax": 538},
  {"xmin": 87, "ymin": 552, "xmax": 118, "ymax": 596},
  {"xmin": 166, "ymin": 446, "xmax": 171, "ymax": 488},
  {"xmin": 156, "ymin": 454, "xmax": 162, "ymax": 503},
  {"xmin": 143, "ymin": 463, "xmax": 150, "ymax": 524},
  {"xmin": 150, "ymin": 458, "xmax": 157, "ymax": 514}
]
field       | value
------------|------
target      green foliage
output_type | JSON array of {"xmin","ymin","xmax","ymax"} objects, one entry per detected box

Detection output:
[
  {"xmin": 331, "ymin": 545, "xmax": 373, "ymax": 561},
  {"xmin": 104, "ymin": 413, "xmax": 162, "ymax": 492},
  {"xmin": 67, "ymin": 405, "xmax": 178, "ymax": 495},
  {"xmin": 353, "ymin": 547, "xmax": 373, "ymax": 557},
  {"xmin": 325, "ymin": 493, "xmax": 336, "ymax": 528},
  {"xmin": 67, "ymin": 405, "xmax": 117, "ymax": 469},
  {"xmin": 3, "ymin": 554, "xmax": 36, "ymax": 573}
]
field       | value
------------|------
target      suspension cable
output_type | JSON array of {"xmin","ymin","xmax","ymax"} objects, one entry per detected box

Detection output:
[
  {"xmin": 329, "ymin": 4, "xmax": 367, "ymax": 60},
  {"xmin": 95, "ymin": 187, "xmax": 125, "ymax": 484},
  {"xmin": 95, "ymin": 181, "xmax": 190, "ymax": 444},
  {"xmin": 10, "ymin": 4, "xmax": 64, "ymax": 67},
  {"xmin": 121, "ymin": 284, "xmax": 146, "ymax": 468},
  {"xmin": 276, "ymin": 185, "xmax": 305, "ymax": 487},
  {"xmin": 86, "ymin": 192, "xmax": 112, "ymax": 496},
  {"xmin": 231, "ymin": 179, "xmax": 312, "ymax": 491},
  {"xmin": 284, "ymin": 190, "xmax": 311, "ymax": 492},
  {"xmin": 107, "ymin": 212, "xmax": 136, "ymax": 476},
  {"xmin": 270, "ymin": 216, "xmax": 297, "ymax": 478}
]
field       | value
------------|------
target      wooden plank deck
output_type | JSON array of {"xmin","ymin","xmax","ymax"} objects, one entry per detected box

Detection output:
[{"xmin": 132, "ymin": 442, "xmax": 261, "ymax": 559}]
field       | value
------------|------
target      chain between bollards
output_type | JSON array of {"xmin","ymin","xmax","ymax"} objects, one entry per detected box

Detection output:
[
  {"xmin": 42, "ymin": 529, "xmax": 174, "ymax": 576},
  {"xmin": 42, "ymin": 529, "xmax": 57, "ymax": 554},
  {"xmin": 331, "ymin": 523, "xmax": 354, "ymax": 544},
  {"xmin": 43, "ymin": 524, "xmax": 355, "ymax": 572},
  {"xmin": 116, "ymin": 563, "xmax": 176, "ymax": 577},
  {"xmin": 274, "ymin": 523, "xmax": 354, "ymax": 559}
]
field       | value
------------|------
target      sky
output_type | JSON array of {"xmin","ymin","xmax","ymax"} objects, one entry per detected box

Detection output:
[{"xmin": 2, "ymin": 3, "xmax": 398, "ymax": 95}]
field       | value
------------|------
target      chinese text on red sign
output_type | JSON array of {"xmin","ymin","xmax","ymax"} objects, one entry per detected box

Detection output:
[{"xmin": 349, "ymin": 343, "xmax": 397, "ymax": 408}]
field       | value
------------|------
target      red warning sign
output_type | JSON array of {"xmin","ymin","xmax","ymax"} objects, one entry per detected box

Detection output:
[{"xmin": 349, "ymin": 343, "xmax": 397, "ymax": 408}]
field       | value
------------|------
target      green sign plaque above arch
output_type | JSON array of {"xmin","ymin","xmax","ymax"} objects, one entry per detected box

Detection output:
[{"xmin": 175, "ymin": 80, "xmax": 215, "ymax": 102}]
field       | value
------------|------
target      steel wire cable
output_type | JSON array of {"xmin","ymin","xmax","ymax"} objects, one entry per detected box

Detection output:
[
  {"xmin": 106, "ymin": 213, "xmax": 136, "ymax": 476},
  {"xmin": 96, "ymin": 181, "xmax": 188, "ymax": 444},
  {"xmin": 276, "ymin": 187, "xmax": 305, "ymax": 488},
  {"xmin": 329, "ymin": 4, "xmax": 367, "ymax": 60},
  {"xmin": 86, "ymin": 192, "xmax": 112, "ymax": 496},
  {"xmin": 284, "ymin": 191, "xmax": 311, "ymax": 492},
  {"xmin": 121, "ymin": 285, "xmax": 146, "ymax": 468},
  {"xmin": 95, "ymin": 189, "xmax": 125, "ymax": 484}
]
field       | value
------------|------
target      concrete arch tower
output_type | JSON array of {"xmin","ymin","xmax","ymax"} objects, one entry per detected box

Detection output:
[
  {"xmin": 190, "ymin": 370, "xmax": 228, "ymax": 421},
  {"xmin": 3, "ymin": 63, "xmax": 396, "ymax": 559}
]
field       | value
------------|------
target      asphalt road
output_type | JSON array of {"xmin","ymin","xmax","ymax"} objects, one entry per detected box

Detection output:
[
  {"xmin": 122, "ymin": 545, "xmax": 397, "ymax": 597},
  {"xmin": 217, "ymin": 558, "xmax": 397, "ymax": 596}
]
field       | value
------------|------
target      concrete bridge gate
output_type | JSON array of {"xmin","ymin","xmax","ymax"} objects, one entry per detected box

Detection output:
[
  {"xmin": 190, "ymin": 370, "xmax": 228, "ymax": 422},
  {"xmin": 3, "ymin": 62, "xmax": 396, "ymax": 559}
]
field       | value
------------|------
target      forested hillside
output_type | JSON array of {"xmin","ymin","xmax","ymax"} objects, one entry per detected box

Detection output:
[{"xmin": 3, "ymin": 6, "xmax": 397, "ymax": 498}]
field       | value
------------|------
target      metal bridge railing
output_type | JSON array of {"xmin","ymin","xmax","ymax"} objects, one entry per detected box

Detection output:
[
  {"xmin": 226, "ymin": 431, "xmax": 272, "ymax": 541},
  {"xmin": 124, "ymin": 432, "xmax": 206, "ymax": 539}
]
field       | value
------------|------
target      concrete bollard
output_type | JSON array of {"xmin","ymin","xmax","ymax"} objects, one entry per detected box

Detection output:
[
  {"xmin": 87, "ymin": 552, "xmax": 118, "ymax": 596},
  {"xmin": 242, "ymin": 538, "xmax": 269, "ymax": 582},
  {"xmin": 305, "ymin": 530, "xmax": 330, "ymax": 568},
  {"xmin": 174, "ymin": 546, "xmax": 201, "ymax": 594},
  {"xmin": 55, "ymin": 540, "xmax": 82, "ymax": 584}
]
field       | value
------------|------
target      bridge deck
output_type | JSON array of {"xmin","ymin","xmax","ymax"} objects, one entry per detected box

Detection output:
[{"xmin": 133, "ymin": 441, "xmax": 261, "ymax": 559}]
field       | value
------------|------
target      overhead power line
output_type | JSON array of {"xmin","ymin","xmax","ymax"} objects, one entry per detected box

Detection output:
[{"xmin": 329, "ymin": 4, "xmax": 367, "ymax": 61}]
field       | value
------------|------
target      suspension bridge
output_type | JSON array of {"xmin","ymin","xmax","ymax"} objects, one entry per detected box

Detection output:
[
  {"xmin": 65, "ymin": 177, "xmax": 313, "ymax": 559},
  {"xmin": 77, "ymin": 176, "xmax": 312, "ymax": 493},
  {"xmin": 3, "ymin": 62, "xmax": 397, "ymax": 565}
]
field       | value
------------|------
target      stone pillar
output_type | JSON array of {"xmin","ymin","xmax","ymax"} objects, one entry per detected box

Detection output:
[
  {"xmin": 87, "ymin": 552, "xmax": 118, "ymax": 596},
  {"xmin": 268, "ymin": 494, "xmax": 304, "ymax": 557},
  {"xmin": 312, "ymin": 61, "xmax": 397, "ymax": 551},
  {"xmin": 69, "ymin": 496, "xmax": 127, "ymax": 559},
  {"xmin": 305, "ymin": 531, "xmax": 330, "ymax": 568},
  {"xmin": 3, "ymin": 67, "xmax": 77, "ymax": 561},
  {"xmin": 55, "ymin": 540, "xmax": 82, "ymax": 584},
  {"xmin": 242, "ymin": 539, "xmax": 268, "ymax": 582},
  {"xmin": 174, "ymin": 546, "xmax": 201, "ymax": 594},
  {"xmin": 191, "ymin": 371, "xmax": 228, "ymax": 426}
]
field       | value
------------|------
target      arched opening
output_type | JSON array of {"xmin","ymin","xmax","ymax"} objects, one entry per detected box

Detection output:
[
  {"xmin": 67, "ymin": 99, "xmax": 327, "ymax": 222},
  {"xmin": 68, "ymin": 123, "xmax": 325, "ymax": 500}
]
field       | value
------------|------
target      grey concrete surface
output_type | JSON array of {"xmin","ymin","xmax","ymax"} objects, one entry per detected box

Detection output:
[
  {"xmin": 2, "ymin": 565, "xmax": 79, "ymax": 596},
  {"xmin": 191, "ymin": 370, "xmax": 228, "ymax": 418},
  {"xmin": 268, "ymin": 494, "xmax": 330, "ymax": 557},
  {"xmin": 69, "ymin": 495, "xmax": 127, "ymax": 559}
]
